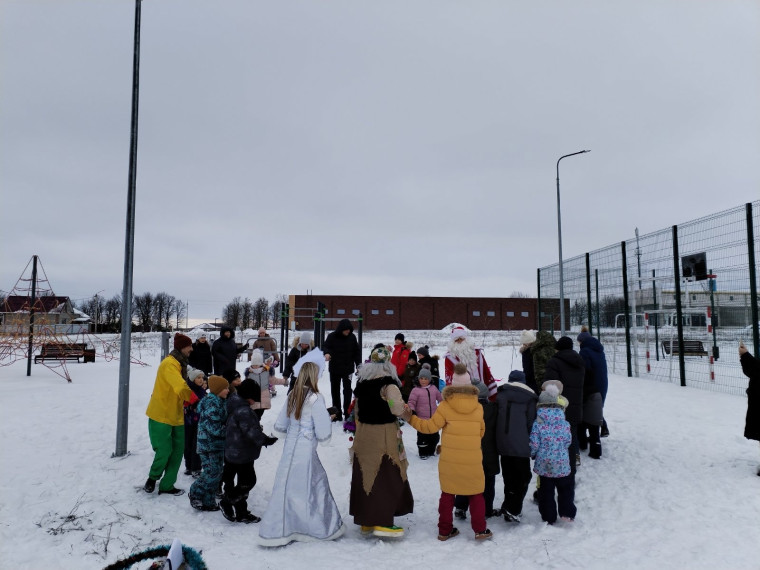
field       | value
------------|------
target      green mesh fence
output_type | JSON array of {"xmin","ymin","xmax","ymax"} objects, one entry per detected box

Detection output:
[{"xmin": 539, "ymin": 201, "xmax": 760, "ymax": 396}]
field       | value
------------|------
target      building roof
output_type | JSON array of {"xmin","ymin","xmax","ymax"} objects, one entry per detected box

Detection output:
[{"xmin": 1, "ymin": 295, "xmax": 72, "ymax": 313}]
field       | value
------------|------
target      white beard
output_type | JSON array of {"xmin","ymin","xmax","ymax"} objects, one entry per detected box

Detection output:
[{"xmin": 447, "ymin": 337, "xmax": 477, "ymax": 375}]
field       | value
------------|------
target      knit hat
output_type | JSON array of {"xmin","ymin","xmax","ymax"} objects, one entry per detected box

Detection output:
[
  {"xmin": 520, "ymin": 330, "xmax": 536, "ymax": 345},
  {"xmin": 577, "ymin": 331, "xmax": 593, "ymax": 345},
  {"xmin": 417, "ymin": 345, "xmax": 430, "ymax": 358},
  {"xmin": 538, "ymin": 383, "xmax": 560, "ymax": 406},
  {"xmin": 556, "ymin": 336, "xmax": 573, "ymax": 351},
  {"xmin": 222, "ymin": 369, "xmax": 241, "ymax": 383},
  {"xmin": 450, "ymin": 326, "xmax": 468, "ymax": 341},
  {"xmin": 299, "ymin": 331, "xmax": 313, "ymax": 346},
  {"xmin": 188, "ymin": 368, "xmax": 205, "ymax": 382},
  {"xmin": 174, "ymin": 333, "xmax": 192, "ymax": 351},
  {"xmin": 250, "ymin": 349, "xmax": 264, "ymax": 366},
  {"xmin": 408, "ymin": 351, "xmax": 417, "ymax": 362},
  {"xmin": 508, "ymin": 370, "xmax": 526, "ymax": 384},
  {"xmin": 473, "ymin": 380, "xmax": 489, "ymax": 400},
  {"xmin": 541, "ymin": 379, "xmax": 564, "ymax": 394},
  {"xmin": 258, "ymin": 327, "xmax": 267, "ymax": 335},
  {"xmin": 208, "ymin": 375, "xmax": 229, "ymax": 395},
  {"xmin": 452, "ymin": 362, "xmax": 471, "ymax": 385},
  {"xmin": 370, "ymin": 346, "xmax": 391, "ymax": 363},
  {"xmin": 418, "ymin": 363, "xmax": 432, "ymax": 381},
  {"xmin": 236, "ymin": 378, "xmax": 261, "ymax": 402},
  {"xmin": 394, "ymin": 333, "xmax": 405, "ymax": 343}
]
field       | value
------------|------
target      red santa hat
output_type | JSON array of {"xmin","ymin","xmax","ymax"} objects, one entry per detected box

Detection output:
[{"xmin": 450, "ymin": 326, "xmax": 468, "ymax": 341}]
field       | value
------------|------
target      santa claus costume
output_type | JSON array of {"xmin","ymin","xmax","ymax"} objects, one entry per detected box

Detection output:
[{"xmin": 444, "ymin": 327, "xmax": 498, "ymax": 401}]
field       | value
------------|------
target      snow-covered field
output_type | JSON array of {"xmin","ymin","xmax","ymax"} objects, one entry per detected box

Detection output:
[{"xmin": 0, "ymin": 331, "xmax": 758, "ymax": 569}]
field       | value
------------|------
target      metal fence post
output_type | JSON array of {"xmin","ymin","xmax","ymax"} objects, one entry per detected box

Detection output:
[
  {"xmin": 747, "ymin": 202, "xmax": 759, "ymax": 356},
  {"xmin": 652, "ymin": 269, "xmax": 660, "ymax": 361},
  {"xmin": 536, "ymin": 268, "xmax": 542, "ymax": 330},
  {"xmin": 621, "ymin": 241, "xmax": 632, "ymax": 377},
  {"xmin": 357, "ymin": 313, "xmax": 364, "ymax": 361},
  {"xmin": 595, "ymin": 269, "xmax": 600, "ymax": 341},
  {"xmin": 585, "ymin": 253, "xmax": 593, "ymax": 335},
  {"xmin": 672, "ymin": 225, "xmax": 687, "ymax": 387}
]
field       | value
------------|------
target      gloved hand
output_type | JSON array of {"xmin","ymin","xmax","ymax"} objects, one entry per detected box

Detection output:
[{"xmin": 264, "ymin": 436, "xmax": 278, "ymax": 447}]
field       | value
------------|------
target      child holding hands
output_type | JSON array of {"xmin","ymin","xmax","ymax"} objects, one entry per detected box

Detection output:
[
  {"xmin": 402, "ymin": 363, "xmax": 492, "ymax": 541},
  {"xmin": 407, "ymin": 364, "xmax": 443, "ymax": 458}
]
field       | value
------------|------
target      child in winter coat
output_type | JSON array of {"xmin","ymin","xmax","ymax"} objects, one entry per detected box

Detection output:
[
  {"xmin": 402, "ymin": 363, "xmax": 493, "ymax": 541},
  {"xmin": 495, "ymin": 370, "xmax": 538, "ymax": 523},
  {"xmin": 391, "ymin": 334, "xmax": 412, "ymax": 379},
  {"xmin": 407, "ymin": 364, "xmax": 443, "ymax": 458},
  {"xmin": 530, "ymin": 384, "xmax": 576, "ymax": 525},
  {"xmin": 244, "ymin": 349, "xmax": 288, "ymax": 419},
  {"xmin": 416, "ymin": 346, "xmax": 441, "ymax": 388},
  {"xmin": 220, "ymin": 379, "xmax": 278, "ymax": 523},
  {"xmin": 183, "ymin": 367, "xmax": 208, "ymax": 477},
  {"xmin": 400, "ymin": 351, "xmax": 422, "ymax": 403},
  {"xmin": 188, "ymin": 375, "xmax": 230, "ymax": 512}
]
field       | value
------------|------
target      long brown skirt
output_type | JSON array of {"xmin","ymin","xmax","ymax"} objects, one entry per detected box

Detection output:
[{"xmin": 349, "ymin": 455, "xmax": 414, "ymax": 527}]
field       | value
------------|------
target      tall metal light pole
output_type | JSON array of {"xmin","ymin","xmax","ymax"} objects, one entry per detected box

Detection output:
[
  {"xmin": 115, "ymin": 0, "xmax": 142, "ymax": 458},
  {"xmin": 556, "ymin": 150, "xmax": 590, "ymax": 337}
]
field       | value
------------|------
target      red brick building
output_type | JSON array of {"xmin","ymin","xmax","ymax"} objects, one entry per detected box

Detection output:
[{"xmin": 287, "ymin": 295, "xmax": 559, "ymax": 331}]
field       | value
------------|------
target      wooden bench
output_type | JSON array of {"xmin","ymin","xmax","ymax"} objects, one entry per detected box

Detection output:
[
  {"xmin": 661, "ymin": 339, "xmax": 708, "ymax": 357},
  {"xmin": 35, "ymin": 343, "xmax": 96, "ymax": 363}
]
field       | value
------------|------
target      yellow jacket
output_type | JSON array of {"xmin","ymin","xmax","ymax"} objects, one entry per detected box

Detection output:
[
  {"xmin": 146, "ymin": 355, "xmax": 193, "ymax": 426},
  {"xmin": 410, "ymin": 384, "xmax": 485, "ymax": 495}
]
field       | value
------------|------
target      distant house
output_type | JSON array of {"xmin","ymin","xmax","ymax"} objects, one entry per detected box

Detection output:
[{"xmin": 0, "ymin": 295, "xmax": 89, "ymax": 333}]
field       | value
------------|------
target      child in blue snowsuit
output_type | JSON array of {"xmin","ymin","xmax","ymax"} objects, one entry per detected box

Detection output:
[{"xmin": 189, "ymin": 375, "xmax": 229, "ymax": 511}]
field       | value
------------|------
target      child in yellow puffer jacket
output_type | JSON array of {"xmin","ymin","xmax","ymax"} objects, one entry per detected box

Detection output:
[{"xmin": 402, "ymin": 362, "xmax": 493, "ymax": 542}]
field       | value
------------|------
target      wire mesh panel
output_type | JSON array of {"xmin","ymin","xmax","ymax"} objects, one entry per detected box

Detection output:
[{"xmin": 539, "ymin": 200, "xmax": 759, "ymax": 397}]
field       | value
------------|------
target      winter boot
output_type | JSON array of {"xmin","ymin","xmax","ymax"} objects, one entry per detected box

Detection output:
[
  {"xmin": 219, "ymin": 498, "xmax": 236, "ymax": 522},
  {"xmin": 438, "ymin": 527, "xmax": 459, "ymax": 541},
  {"xmin": 474, "ymin": 529, "xmax": 493, "ymax": 540},
  {"xmin": 143, "ymin": 478, "xmax": 156, "ymax": 493}
]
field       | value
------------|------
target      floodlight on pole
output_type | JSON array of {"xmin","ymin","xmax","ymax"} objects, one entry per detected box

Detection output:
[{"xmin": 556, "ymin": 150, "xmax": 590, "ymax": 337}]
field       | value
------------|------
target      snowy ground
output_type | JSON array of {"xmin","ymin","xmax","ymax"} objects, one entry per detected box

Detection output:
[{"xmin": 0, "ymin": 331, "xmax": 758, "ymax": 569}]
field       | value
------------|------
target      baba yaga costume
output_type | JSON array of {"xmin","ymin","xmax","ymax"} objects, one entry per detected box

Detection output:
[
  {"xmin": 259, "ymin": 349, "xmax": 345, "ymax": 546},
  {"xmin": 349, "ymin": 346, "xmax": 414, "ymax": 538}
]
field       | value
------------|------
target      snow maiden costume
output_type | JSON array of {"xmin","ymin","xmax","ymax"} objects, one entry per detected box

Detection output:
[{"xmin": 258, "ymin": 349, "xmax": 345, "ymax": 546}]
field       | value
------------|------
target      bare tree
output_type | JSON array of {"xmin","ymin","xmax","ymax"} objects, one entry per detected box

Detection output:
[
  {"xmin": 134, "ymin": 292, "xmax": 154, "ymax": 332},
  {"xmin": 509, "ymin": 291, "xmax": 533, "ymax": 298},
  {"xmin": 253, "ymin": 297, "xmax": 269, "ymax": 329},
  {"xmin": 241, "ymin": 298, "xmax": 254, "ymax": 330},
  {"xmin": 271, "ymin": 294, "xmax": 287, "ymax": 329},
  {"xmin": 174, "ymin": 299, "xmax": 187, "ymax": 330},
  {"xmin": 223, "ymin": 297, "xmax": 244, "ymax": 328},
  {"xmin": 104, "ymin": 295, "xmax": 122, "ymax": 332},
  {"xmin": 153, "ymin": 292, "xmax": 176, "ymax": 330}
]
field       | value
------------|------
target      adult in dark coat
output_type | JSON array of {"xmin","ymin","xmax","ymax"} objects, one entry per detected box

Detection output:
[
  {"xmin": 189, "ymin": 334, "xmax": 213, "ymax": 375},
  {"xmin": 495, "ymin": 370, "xmax": 538, "ymax": 521},
  {"xmin": 323, "ymin": 318, "xmax": 362, "ymax": 421},
  {"xmin": 739, "ymin": 342, "xmax": 760, "ymax": 476},
  {"xmin": 544, "ymin": 336, "xmax": 585, "ymax": 475},
  {"xmin": 212, "ymin": 326, "xmax": 248, "ymax": 376},
  {"xmin": 577, "ymin": 361, "xmax": 603, "ymax": 459}
]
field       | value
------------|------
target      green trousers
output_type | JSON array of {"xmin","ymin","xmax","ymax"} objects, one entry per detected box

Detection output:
[{"xmin": 148, "ymin": 419, "xmax": 185, "ymax": 492}]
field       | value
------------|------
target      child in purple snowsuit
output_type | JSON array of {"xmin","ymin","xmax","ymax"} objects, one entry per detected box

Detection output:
[{"xmin": 530, "ymin": 384, "xmax": 577, "ymax": 524}]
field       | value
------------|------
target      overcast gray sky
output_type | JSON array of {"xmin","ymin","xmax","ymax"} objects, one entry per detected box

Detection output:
[{"xmin": 2, "ymin": 0, "xmax": 758, "ymax": 322}]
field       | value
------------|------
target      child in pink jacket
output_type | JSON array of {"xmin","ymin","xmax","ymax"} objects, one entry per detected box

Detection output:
[{"xmin": 407, "ymin": 364, "xmax": 443, "ymax": 458}]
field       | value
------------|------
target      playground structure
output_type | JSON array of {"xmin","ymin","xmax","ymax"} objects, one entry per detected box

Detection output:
[{"xmin": 0, "ymin": 255, "xmax": 148, "ymax": 382}]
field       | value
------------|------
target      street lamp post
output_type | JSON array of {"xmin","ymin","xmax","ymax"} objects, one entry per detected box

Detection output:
[{"xmin": 556, "ymin": 150, "xmax": 590, "ymax": 337}]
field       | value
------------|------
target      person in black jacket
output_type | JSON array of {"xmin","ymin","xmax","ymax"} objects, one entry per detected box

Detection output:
[
  {"xmin": 495, "ymin": 370, "xmax": 538, "ymax": 523},
  {"xmin": 416, "ymin": 346, "xmax": 440, "ymax": 389},
  {"xmin": 211, "ymin": 326, "xmax": 248, "ymax": 375},
  {"xmin": 544, "ymin": 336, "xmax": 585, "ymax": 476},
  {"xmin": 739, "ymin": 341, "xmax": 760, "ymax": 476},
  {"xmin": 220, "ymin": 379, "xmax": 277, "ymax": 523},
  {"xmin": 323, "ymin": 319, "xmax": 362, "ymax": 421},
  {"xmin": 189, "ymin": 334, "xmax": 213, "ymax": 375}
]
